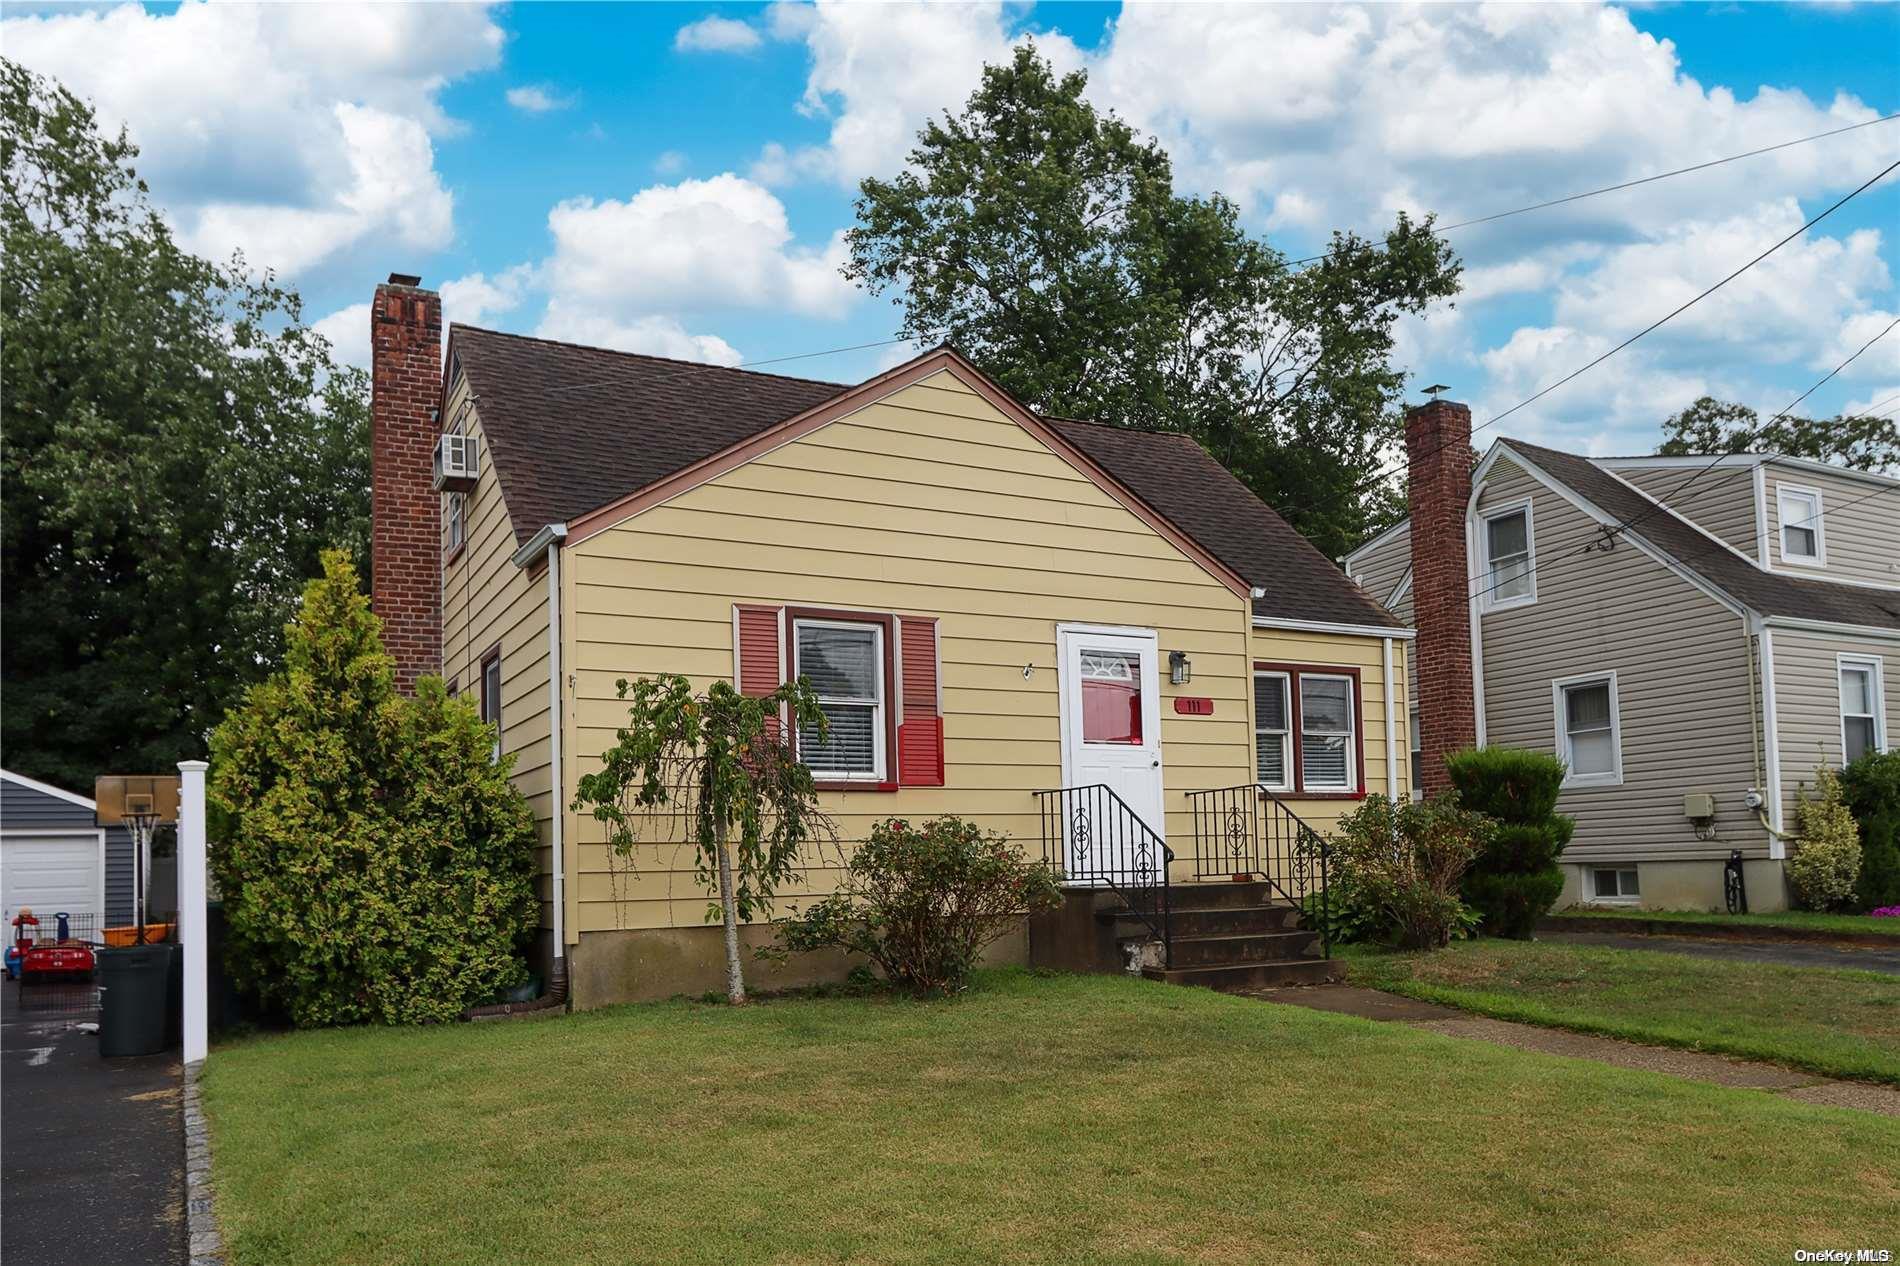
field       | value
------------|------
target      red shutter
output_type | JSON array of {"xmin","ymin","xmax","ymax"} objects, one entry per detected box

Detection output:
[
  {"xmin": 897, "ymin": 616, "xmax": 944, "ymax": 787},
  {"xmin": 734, "ymin": 605, "xmax": 783, "ymax": 697}
]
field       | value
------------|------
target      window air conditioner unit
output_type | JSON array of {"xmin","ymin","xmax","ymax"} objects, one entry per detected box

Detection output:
[{"xmin": 433, "ymin": 432, "xmax": 479, "ymax": 493}]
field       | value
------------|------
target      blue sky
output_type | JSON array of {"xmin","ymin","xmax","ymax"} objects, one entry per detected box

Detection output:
[{"xmin": 7, "ymin": 2, "xmax": 1898, "ymax": 455}]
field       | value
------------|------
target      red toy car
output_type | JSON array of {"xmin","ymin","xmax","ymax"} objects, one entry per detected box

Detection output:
[{"xmin": 11, "ymin": 910, "xmax": 98, "ymax": 983}]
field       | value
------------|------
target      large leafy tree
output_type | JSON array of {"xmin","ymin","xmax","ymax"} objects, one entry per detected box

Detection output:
[
  {"xmin": 845, "ymin": 46, "xmax": 1461, "ymax": 558},
  {"xmin": 2, "ymin": 60, "xmax": 369, "ymax": 790},
  {"xmin": 1657, "ymin": 395, "xmax": 1899, "ymax": 471}
]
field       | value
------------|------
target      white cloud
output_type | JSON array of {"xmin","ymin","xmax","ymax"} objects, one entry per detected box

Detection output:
[
  {"xmin": 535, "ymin": 305, "xmax": 743, "ymax": 365},
  {"xmin": 541, "ymin": 174, "xmax": 856, "ymax": 320},
  {"xmin": 653, "ymin": 150, "xmax": 688, "ymax": 176},
  {"xmin": 675, "ymin": 15, "xmax": 762, "ymax": 54},
  {"xmin": 443, "ymin": 266, "xmax": 535, "ymax": 328},
  {"xmin": 506, "ymin": 85, "xmax": 573, "ymax": 113},
  {"xmin": 2, "ymin": 1, "xmax": 502, "ymax": 279},
  {"xmin": 312, "ymin": 302, "xmax": 371, "ymax": 370}
]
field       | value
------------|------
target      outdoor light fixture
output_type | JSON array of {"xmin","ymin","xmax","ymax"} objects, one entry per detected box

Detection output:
[{"xmin": 1169, "ymin": 650, "xmax": 1192, "ymax": 686}]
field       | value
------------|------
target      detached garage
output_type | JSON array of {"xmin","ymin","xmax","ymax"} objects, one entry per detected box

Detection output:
[{"xmin": 1, "ymin": 769, "xmax": 138, "ymax": 931}]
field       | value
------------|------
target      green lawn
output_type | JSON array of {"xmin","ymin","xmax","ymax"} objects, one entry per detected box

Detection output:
[
  {"xmin": 201, "ymin": 969, "xmax": 1899, "ymax": 1265},
  {"xmin": 1552, "ymin": 907, "xmax": 1900, "ymax": 938},
  {"xmin": 1345, "ymin": 940, "xmax": 1900, "ymax": 1084}
]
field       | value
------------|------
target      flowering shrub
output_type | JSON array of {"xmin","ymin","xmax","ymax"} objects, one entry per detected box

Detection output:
[
  {"xmin": 1871, "ymin": 907, "xmax": 1900, "ymax": 919},
  {"xmin": 1327, "ymin": 793, "xmax": 1494, "ymax": 949},
  {"xmin": 775, "ymin": 816, "xmax": 1060, "ymax": 995},
  {"xmin": 1788, "ymin": 765, "xmax": 1862, "ymax": 912}
]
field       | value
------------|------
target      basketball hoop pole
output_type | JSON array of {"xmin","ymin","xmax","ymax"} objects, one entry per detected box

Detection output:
[{"xmin": 128, "ymin": 811, "xmax": 158, "ymax": 945}]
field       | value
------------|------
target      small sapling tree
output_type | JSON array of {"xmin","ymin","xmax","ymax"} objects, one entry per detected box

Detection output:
[{"xmin": 572, "ymin": 674, "xmax": 834, "ymax": 1003}]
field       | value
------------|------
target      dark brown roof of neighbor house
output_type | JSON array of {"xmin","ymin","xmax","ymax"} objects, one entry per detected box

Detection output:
[
  {"xmin": 1500, "ymin": 439, "xmax": 1900, "ymax": 629},
  {"xmin": 452, "ymin": 327, "xmax": 1402, "ymax": 628},
  {"xmin": 450, "ymin": 326, "xmax": 849, "ymax": 545},
  {"xmin": 1044, "ymin": 417, "xmax": 1404, "ymax": 628}
]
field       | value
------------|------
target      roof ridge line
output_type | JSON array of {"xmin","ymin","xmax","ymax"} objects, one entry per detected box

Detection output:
[{"xmin": 450, "ymin": 323, "xmax": 851, "ymax": 390}]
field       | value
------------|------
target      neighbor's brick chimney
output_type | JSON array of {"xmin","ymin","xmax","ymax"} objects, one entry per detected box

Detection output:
[
  {"xmin": 1405, "ymin": 397, "xmax": 1479, "ymax": 796},
  {"xmin": 370, "ymin": 273, "xmax": 442, "ymax": 695}
]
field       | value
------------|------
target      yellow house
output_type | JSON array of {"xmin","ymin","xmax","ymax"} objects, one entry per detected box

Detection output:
[{"xmin": 369, "ymin": 275, "xmax": 1411, "ymax": 1008}]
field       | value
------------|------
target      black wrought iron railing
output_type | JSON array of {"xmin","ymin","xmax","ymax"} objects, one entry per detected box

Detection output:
[
  {"xmin": 1034, "ymin": 784, "xmax": 1173, "ymax": 966},
  {"xmin": 1185, "ymin": 784, "xmax": 1332, "ymax": 955}
]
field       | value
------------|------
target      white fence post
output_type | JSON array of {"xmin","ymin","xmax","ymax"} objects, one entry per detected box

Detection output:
[{"xmin": 177, "ymin": 759, "xmax": 209, "ymax": 1066}]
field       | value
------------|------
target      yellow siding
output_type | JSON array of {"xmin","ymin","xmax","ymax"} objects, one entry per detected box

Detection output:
[
  {"xmin": 438, "ymin": 373, "xmax": 557, "ymax": 927},
  {"xmin": 564, "ymin": 370, "xmax": 1259, "ymax": 933}
]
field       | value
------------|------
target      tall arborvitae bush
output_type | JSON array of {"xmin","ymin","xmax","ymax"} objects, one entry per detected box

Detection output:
[
  {"xmin": 209, "ymin": 551, "xmax": 538, "ymax": 1026},
  {"xmin": 1840, "ymin": 750, "xmax": 1900, "ymax": 911},
  {"xmin": 1444, "ymin": 747, "xmax": 1573, "ymax": 937}
]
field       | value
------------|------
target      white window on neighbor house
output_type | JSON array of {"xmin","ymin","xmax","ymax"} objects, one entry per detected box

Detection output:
[
  {"xmin": 445, "ymin": 489, "xmax": 465, "ymax": 554},
  {"xmin": 1839, "ymin": 656, "xmax": 1886, "ymax": 764},
  {"xmin": 1299, "ymin": 674, "xmax": 1356, "ymax": 791},
  {"xmin": 1591, "ymin": 867, "xmax": 1640, "ymax": 902},
  {"xmin": 1553, "ymin": 672, "xmax": 1622, "ymax": 788},
  {"xmin": 1481, "ymin": 501, "xmax": 1535, "ymax": 609},
  {"xmin": 1776, "ymin": 484, "xmax": 1825, "ymax": 566},
  {"xmin": 1254, "ymin": 672, "xmax": 1292, "ymax": 791},
  {"xmin": 793, "ymin": 617, "xmax": 887, "ymax": 782}
]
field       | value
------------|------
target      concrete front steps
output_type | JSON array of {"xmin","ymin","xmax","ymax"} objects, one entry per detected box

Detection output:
[{"xmin": 1114, "ymin": 880, "xmax": 1343, "ymax": 991}]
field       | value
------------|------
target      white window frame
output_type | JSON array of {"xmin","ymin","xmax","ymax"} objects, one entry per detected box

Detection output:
[
  {"xmin": 1479, "ymin": 499, "xmax": 1537, "ymax": 611},
  {"xmin": 1551, "ymin": 670, "xmax": 1623, "ymax": 789},
  {"xmin": 792, "ymin": 617, "xmax": 887, "ymax": 783},
  {"xmin": 1589, "ymin": 866, "xmax": 1640, "ymax": 904},
  {"xmin": 1837, "ymin": 654, "xmax": 1887, "ymax": 764},
  {"xmin": 446, "ymin": 489, "xmax": 466, "ymax": 553},
  {"xmin": 1298, "ymin": 672, "xmax": 1357, "ymax": 792},
  {"xmin": 1253, "ymin": 671, "xmax": 1293, "ymax": 793},
  {"xmin": 1775, "ymin": 483, "xmax": 1826, "ymax": 567}
]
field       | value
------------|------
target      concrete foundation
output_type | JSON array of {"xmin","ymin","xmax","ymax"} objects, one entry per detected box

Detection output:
[
  {"xmin": 566, "ymin": 919, "xmax": 1030, "ymax": 1009},
  {"xmin": 1557, "ymin": 859, "xmax": 1789, "ymax": 914}
]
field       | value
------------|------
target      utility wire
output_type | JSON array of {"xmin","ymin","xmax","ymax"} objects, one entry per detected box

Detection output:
[
  {"xmin": 1286, "ymin": 112, "xmax": 1899, "ymax": 267},
  {"xmin": 1304, "ymin": 156, "xmax": 1900, "ymax": 523}
]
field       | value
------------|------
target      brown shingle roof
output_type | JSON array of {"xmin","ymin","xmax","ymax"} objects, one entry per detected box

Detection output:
[
  {"xmin": 1043, "ymin": 417, "xmax": 1404, "ymax": 628},
  {"xmin": 450, "ymin": 325, "xmax": 848, "ymax": 545},
  {"xmin": 1501, "ymin": 439, "xmax": 1900, "ymax": 629},
  {"xmin": 453, "ymin": 329, "xmax": 1401, "ymax": 628}
]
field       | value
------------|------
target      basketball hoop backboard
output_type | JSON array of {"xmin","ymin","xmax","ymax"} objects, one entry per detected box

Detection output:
[{"xmin": 95, "ymin": 775, "xmax": 181, "ymax": 827}]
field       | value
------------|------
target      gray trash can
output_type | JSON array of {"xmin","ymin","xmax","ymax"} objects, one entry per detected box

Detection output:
[{"xmin": 99, "ymin": 943, "xmax": 176, "ymax": 1057}]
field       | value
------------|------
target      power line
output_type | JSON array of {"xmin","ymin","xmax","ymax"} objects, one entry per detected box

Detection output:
[
  {"xmin": 1286, "ymin": 112, "xmax": 1900, "ymax": 268},
  {"xmin": 1305, "ymin": 155, "xmax": 1900, "ymax": 523}
]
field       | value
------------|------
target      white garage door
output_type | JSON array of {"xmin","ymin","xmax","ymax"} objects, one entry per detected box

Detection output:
[{"xmin": 1, "ymin": 834, "xmax": 103, "ymax": 928}]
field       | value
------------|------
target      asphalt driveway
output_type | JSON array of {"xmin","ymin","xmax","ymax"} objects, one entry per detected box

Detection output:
[{"xmin": 1, "ymin": 978, "xmax": 186, "ymax": 1266}]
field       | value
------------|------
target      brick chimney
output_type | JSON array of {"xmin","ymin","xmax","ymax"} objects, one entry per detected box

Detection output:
[
  {"xmin": 1405, "ymin": 398, "xmax": 1478, "ymax": 796},
  {"xmin": 369, "ymin": 273, "xmax": 443, "ymax": 695}
]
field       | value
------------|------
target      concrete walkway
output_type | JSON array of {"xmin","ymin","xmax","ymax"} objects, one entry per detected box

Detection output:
[
  {"xmin": 1, "ymin": 980, "xmax": 187, "ymax": 1266},
  {"xmin": 1538, "ymin": 929, "xmax": 1900, "ymax": 975},
  {"xmin": 1249, "ymin": 984, "xmax": 1900, "ymax": 1118}
]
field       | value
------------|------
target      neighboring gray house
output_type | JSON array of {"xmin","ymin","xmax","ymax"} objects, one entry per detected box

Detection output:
[
  {"xmin": 1348, "ymin": 401, "xmax": 1898, "ymax": 912},
  {"xmin": 1, "ymin": 769, "xmax": 146, "ymax": 931}
]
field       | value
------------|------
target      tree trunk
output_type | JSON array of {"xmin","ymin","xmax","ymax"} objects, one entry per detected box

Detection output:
[{"xmin": 714, "ymin": 815, "xmax": 746, "ymax": 1004}]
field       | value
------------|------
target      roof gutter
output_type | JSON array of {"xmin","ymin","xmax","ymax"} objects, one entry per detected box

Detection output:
[
  {"xmin": 1251, "ymin": 615, "xmax": 1416, "ymax": 640},
  {"xmin": 1758, "ymin": 615, "xmax": 1900, "ymax": 643},
  {"xmin": 511, "ymin": 521, "xmax": 567, "ymax": 570}
]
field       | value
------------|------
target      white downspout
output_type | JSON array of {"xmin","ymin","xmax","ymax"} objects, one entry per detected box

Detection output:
[
  {"xmin": 1382, "ymin": 636, "xmax": 1399, "ymax": 800},
  {"xmin": 1758, "ymin": 622, "xmax": 1785, "ymax": 859},
  {"xmin": 546, "ymin": 526, "xmax": 568, "ymax": 969}
]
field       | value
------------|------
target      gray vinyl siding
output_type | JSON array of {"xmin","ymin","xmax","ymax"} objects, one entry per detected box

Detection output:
[
  {"xmin": 1343, "ymin": 529, "xmax": 1418, "ymax": 746},
  {"xmin": 1771, "ymin": 629, "xmax": 1896, "ymax": 830},
  {"xmin": 1, "ymin": 774, "xmax": 137, "ymax": 923},
  {"xmin": 1762, "ymin": 461, "xmax": 1900, "ymax": 588},
  {"xmin": 1610, "ymin": 465, "xmax": 1760, "ymax": 560},
  {"xmin": 1475, "ymin": 456, "xmax": 1767, "ymax": 862}
]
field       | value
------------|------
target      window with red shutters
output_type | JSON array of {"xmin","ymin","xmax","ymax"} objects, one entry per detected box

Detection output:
[
  {"xmin": 897, "ymin": 616, "xmax": 944, "ymax": 786},
  {"xmin": 734, "ymin": 605, "xmax": 784, "ymax": 697}
]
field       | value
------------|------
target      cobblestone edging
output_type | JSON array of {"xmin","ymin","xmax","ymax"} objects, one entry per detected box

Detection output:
[{"xmin": 183, "ymin": 1062, "xmax": 226, "ymax": 1265}]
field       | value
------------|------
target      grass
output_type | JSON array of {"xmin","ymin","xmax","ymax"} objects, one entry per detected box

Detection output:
[
  {"xmin": 1551, "ymin": 907, "xmax": 1900, "ymax": 938},
  {"xmin": 1345, "ymin": 940, "xmax": 1900, "ymax": 1084},
  {"xmin": 202, "ymin": 968, "xmax": 1900, "ymax": 1265}
]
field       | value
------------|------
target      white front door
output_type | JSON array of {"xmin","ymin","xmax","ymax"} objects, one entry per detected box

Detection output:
[{"xmin": 1056, "ymin": 625, "xmax": 1164, "ymax": 883}]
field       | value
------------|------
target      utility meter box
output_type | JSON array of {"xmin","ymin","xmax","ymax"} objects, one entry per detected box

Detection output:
[{"xmin": 1683, "ymin": 792, "xmax": 1716, "ymax": 820}]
